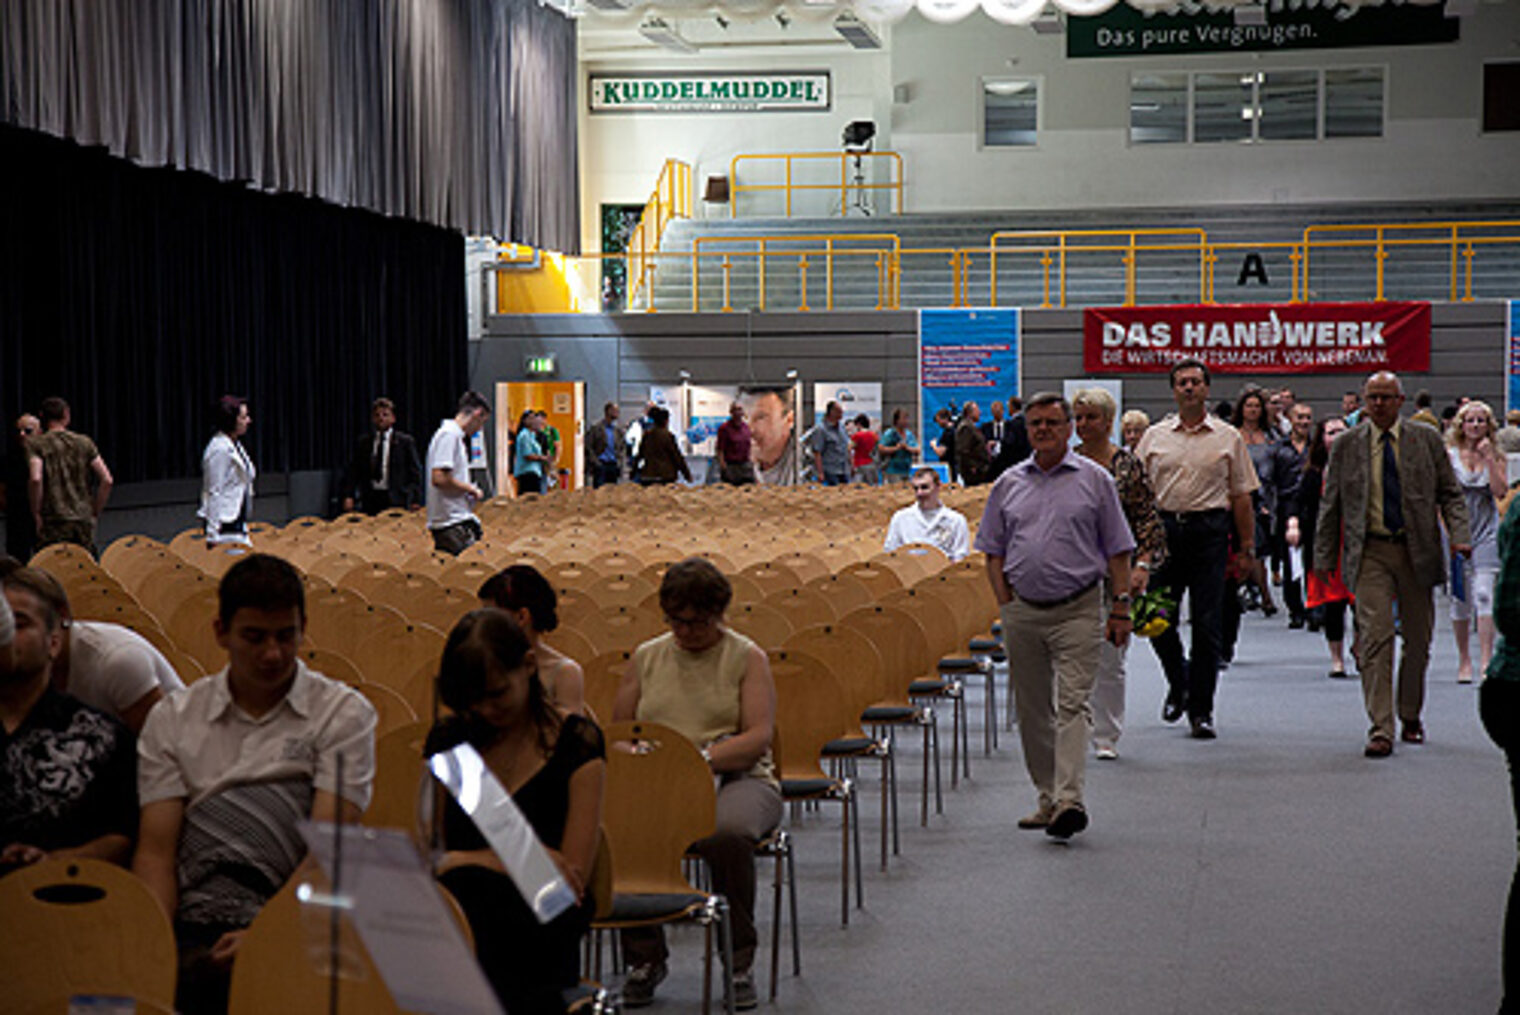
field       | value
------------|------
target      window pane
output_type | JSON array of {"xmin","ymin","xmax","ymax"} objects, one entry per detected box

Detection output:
[
  {"xmin": 1194, "ymin": 72, "xmax": 1253, "ymax": 143},
  {"xmin": 1259, "ymin": 70, "xmax": 1318, "ymax": 141},
  {"xmin": 984, "ymin": 78, "xmax": 1038, "ymax": 147},
  {"xmin": 1325, "ymin": 67, "xmax": 1384, "ymax": 138},
  {"xmin": 1130, "ymin": 72, "xmax": 1188, "ymax": 145},
  {"xmin": 1484, "ymin": 62, "xmax": 1520, "ymax": 132}
]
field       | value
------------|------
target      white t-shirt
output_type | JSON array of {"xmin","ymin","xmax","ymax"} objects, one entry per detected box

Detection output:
[
  {"xmin": 425, "ymin": 418, "xmax": 477, "ymax": 529},
  {"xmin": 883, "ymin": 503, "xmax": 971, "ymax": 562},
  {"xmin": 138, "ymin": 661, "xmax": 377, "ymax": 810},
  {"xmin": 65, "ymin": 621, "xmax": 186, "ymax": 719}
]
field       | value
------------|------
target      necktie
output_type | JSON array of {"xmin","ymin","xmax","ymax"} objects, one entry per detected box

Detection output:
[
  {"xmin": 1382, "ymin": 431, "xmax": 1403, "ymax": 535},
  {"xmin": 372, "ymin": 433, "xmax": 383, "ymax": 481}
]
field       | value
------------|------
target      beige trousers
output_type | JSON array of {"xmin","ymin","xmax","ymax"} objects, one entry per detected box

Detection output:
[
  {"xmin": 1354, "ymin": 537, "xmax": 1435, "ymax": 741},
  {"xmin": 1001, "ymin": 586, "xmax": 1103, "ymax": 810}
]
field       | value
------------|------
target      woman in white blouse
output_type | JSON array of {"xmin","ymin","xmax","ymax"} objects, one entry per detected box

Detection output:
[{"xmin": 199, "ymin": 396, "xmax": 255, "ymax": 546}]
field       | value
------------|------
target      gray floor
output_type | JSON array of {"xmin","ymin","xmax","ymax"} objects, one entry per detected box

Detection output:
[{"xmin": 643, "ymin": 598, "xmax": 1513, "ymax": 1014}]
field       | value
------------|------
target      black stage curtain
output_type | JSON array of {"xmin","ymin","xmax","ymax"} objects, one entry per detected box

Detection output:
[{"xmin": 0, "ymin": 124, "xmax": 468, "ymax": 486}]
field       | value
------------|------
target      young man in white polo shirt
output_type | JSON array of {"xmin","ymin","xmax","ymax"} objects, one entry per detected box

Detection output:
[
  {"xmin": 426, "ymin": 390, "xmax": 492, "ymax": 556},
  {"xmin": 133, "ymin": 554, "xmax": 376, "ymax": 1014},
  {"xmin": 883, "ymin": 467, "xmax": 971, "ymax": 562}
]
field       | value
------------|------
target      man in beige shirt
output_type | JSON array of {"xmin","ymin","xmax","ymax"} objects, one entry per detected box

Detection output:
[{"xmin": 1134, "ymin": 358, "xmax": 1259, "ymax": 739}]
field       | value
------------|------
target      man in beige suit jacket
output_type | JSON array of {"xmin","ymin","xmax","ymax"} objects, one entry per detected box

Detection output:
[{"xmin": 1314, "ymin": 371, "xmax": 1471, "ymax": 758}]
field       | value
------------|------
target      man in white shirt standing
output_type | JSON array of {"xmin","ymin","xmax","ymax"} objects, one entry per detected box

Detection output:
[
  {"xmin": 883, "ymin": 467, "xmax": 971, "ymax": 562},
  {"xmin": 426, "ymin": 391, "xmax": 492, "ymax": 556}
]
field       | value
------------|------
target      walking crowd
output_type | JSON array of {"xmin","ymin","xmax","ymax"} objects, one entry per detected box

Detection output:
[{"xmin": 5, "ymin": 363, "xmax": 1520, "ymax": 1014}]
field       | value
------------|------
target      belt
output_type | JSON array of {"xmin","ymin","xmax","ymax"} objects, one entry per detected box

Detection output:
[
  {"xmin": 1158, "ymin": 508, "xmax": 1228, "ymax": 524},
  {"xmin": 1366, "ymin": 531, "xmax": 1406, "ymax": 544},
  {"xmin": 1015, "ymin": 580, "xmax": 1099, "ymax": 610}
]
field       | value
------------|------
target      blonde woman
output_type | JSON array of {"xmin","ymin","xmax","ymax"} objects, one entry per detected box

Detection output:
[
  {"xmin": 1447, "ymin": 400, "xmax": 1507, "ymax": 682},
  {"xmin": 1120, "ymin": 409, "xmax": 1150, "ymax": 453},
  {"xmin": 1073, "ymin": 388, "xmax": 1167, "ymax": 759}
]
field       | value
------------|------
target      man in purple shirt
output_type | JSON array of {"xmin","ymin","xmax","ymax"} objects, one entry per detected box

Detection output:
[
  {"xmin": 716, "ymin": 402, "xmax": 756, "ymax": 486},
  {"xmin": 976, "ymin": 392, "xmax": 1135, "ymax": 841}
]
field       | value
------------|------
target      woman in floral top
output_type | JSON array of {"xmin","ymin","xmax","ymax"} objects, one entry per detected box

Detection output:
[{"xmin": 1073, "ymin": 388, "xmax": 1167, "ymax": 759}]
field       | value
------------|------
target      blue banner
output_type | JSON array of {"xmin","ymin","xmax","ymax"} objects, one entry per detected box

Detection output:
[
  {"xmin": 919, "ymin": 308, "xmax": 1021, "ymax": 469},
  {"xmin": 1509, "ymin": 301, "xmax": 1520, "ymax": 418}
]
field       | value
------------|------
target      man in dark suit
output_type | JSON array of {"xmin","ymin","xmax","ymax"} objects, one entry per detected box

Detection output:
[
  {"xmin": 340, "ymin": 397, "xmax": 424, "ymax": 514},
  {"xmin": 585, "ymin": 402, "xmax": 626, "ymax": 487},
  {"xmin": 1315, "ymin": 371, "xmax": 1470, "ymax": 758},
  {"xmin": 982, "ymin": 399, "xmax": 1031, "ymax": 481}
]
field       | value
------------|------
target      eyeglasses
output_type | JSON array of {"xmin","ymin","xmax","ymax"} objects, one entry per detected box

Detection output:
[{"xmin": 664, "ymin": 612, "xmax": 718, "ymax": 631}]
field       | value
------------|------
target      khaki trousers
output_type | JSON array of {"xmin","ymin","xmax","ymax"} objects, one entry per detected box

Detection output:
[
  {"xmin": 1354, "ymin": 537, "xmax": 1435, "ymax": 741},
  {"xmin": 1001, "ymin": 586, "xmax": 1103, "ymax": 810}
]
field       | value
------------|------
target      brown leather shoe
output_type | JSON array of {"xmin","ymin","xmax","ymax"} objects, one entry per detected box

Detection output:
[
  {"xmin": 1364, "ymin": 735, "xmax": 1393, "ymax": 758},
  {"xmin": 1401, "ymin": 720, "xmax": 1425, "ymax": 744},
  {"xmin": 1017, "ymin": 802, "xmax": 1056, "ymax": 829}
]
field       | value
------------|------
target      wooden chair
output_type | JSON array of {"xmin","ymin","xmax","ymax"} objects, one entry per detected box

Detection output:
[
  {"xmin": 357, "ymin": 571, "xmax": 448, "ymax": 623},
  {"xmin": 166, "ymin": 587, "xmax": 224, "ymax": 673},
  {"xmin": 725, "ymin": 602, "xmax": 794, "ymax": 651},
  {"xmin": 307, "ymin": 550, "xmax": 367, "ymax": 587},
  {"xmin": 839, "ymin": 603, "xmax": 943, "ymax": 828},
  {"xmin": 580, "ymin": 649, "xmax": 632, "ymax": 727},
  {"xmin": 737, "ymin": 561, "xmax": 803, "ymax": 599},
  {"xmin": 588, "ymin": 549, "xmax": 645, "ymax": 574},
  {"xmin": 227, "ymin": 870, "xmax": 478, "ymax": 1014},
  {"xmin": 134, "ymin": 563, "xmax": 217, "ymax": 627},
  {"xmin": 363, "ymin": 720, "xmax": 433, "ymax": 835},
  {"xmin": 881, "ymin": 587, "xmax": 971, "ymax": 787},
  {"xmin": 350, "ymin": 620, "xmax": 448, "ymax": 698},
  {"xmin": 770, "ymin": 551, "xmax": 828, "ymax": 585},
  {"xmin": 100, "ymin": 533, "xmax": 169, "ymax": 584},
  {"xmin": 803, "ymin": 572, "xmax": 874, "ymax": 619},
  {"xmin": 440, "ymin": 559, "xmax": 498, "ymax": 596},
  {"xmin": 768, "ymin": 648, "xmax": 859, "ymax": 928},
  {"xmin": 407, "ymin": 587, "xmax": 476, "ymax": 635},
  {"xmin": 352, "ymin": 680, "xmax": 422, "ymax": 737},
  {"xmin": 545, "ymin": 559, "xmax": 603, "ymax": 590},
  {"xmin": 0, "ymin": 858, "xmax": 177, "ymax": 1013},
  {"xmin": 594, "ymin": 720, "xmax": 733, "ymax": 1015},
  {"xmin": 582, "ymin": 572, "xmax": 656, "ymax": 611},
  {"xmin": 300, "ymin": 646, "xmax": 364, "ymax": 686},
  {"xmin": 761, "ymin": 586, "xmax": 837, "ymax": 632},
  {"xmin": 838, "ymin": 560, "xmax": 904, "ymax": 601},
  {"xmin": 304, "ymin": 588, "xmax": 373, "ymax": 658},
  {"xmin": 543, "ymin": 624, "xmax": 599, "ymax": 669},
  {"xmin": 569, "ymin": 605, "xmax": 664, "ymax": 658}
]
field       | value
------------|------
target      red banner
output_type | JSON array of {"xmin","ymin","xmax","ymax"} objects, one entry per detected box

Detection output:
[{"xmin": 1082, "ymin": 302, "xmax": 1431, "ymax": 375}]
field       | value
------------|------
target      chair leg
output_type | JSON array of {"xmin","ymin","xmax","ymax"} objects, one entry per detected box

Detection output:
[
  {"xmin": 888, "ymin": 739, "xmax": 901, "ymax": 856},
  {"xmin": 959, "ymin": 683, "xmax": 971, "ymax": 780},
  {"xmin": 719, "ymin": 897, "xmax": 736, "ymax": 1015},
  {"xmin": 948, "ymin": 688, "xmax": 960, "ymax": 791},
  {"xmin": 985, "ymin": 663, "xmax": 998, "ymax": 753},
  {"xmin": 770, "ymin": 836, "xmax": 783, "ymax": 1001},
  {"xmin": 920, "ymin": 711, "xmax": 931, "ymax": 827},
  {"xmin": 931, "ymin": 709, "xmax": 943, "ymax": 816},
  {"xmin": 788, "ymin": 835, "xmax": 801, "ymax": 976},
  {"xmin": 840, "ymin": 787, "xmax": 850, "ymax": 928},
  {"xmin": 850, "ymin": 782, "xmax": 863, "ymax": 911}
]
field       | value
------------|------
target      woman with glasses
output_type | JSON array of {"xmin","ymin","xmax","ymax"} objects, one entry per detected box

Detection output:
[{"xmin": 612, "ymin": 557, "xmax": 779, "ymax": 1010}]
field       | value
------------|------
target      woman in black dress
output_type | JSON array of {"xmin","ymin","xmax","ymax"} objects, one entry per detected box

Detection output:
[{"xmin": 427, "ymin": 610, "xmax": 605, "ymax": 1014}]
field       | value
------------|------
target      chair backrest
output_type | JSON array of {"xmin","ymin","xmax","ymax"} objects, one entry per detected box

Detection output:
[
  {"xmin": 761, "ymin": 585, "xmax": 838, "ymax": 631},
  {"xmin": 588, "ymin": 549, "xmax": 645, "ymax": 574},
  {"xmin": 725, "ymin": 602, "xmax": 795, "ymax": 651},
  {"xmin": 573, "ymin": 605, "xmax": 665, "ymax": 658},
  {"xmin": 839, "ymin": 603, "xmax": 933, "ymax": 703},
  {"xmin": 583, "ymin": 572, "xmax": 657, "ymax": 610},
  {"xmin": 166, "ymin": 587, "xmax": 224, "ymax": 673},
  {"xmin": 407, "ymin": 587, "xmax": 476, "ymax": 636},
  {"xmin": 352, "ymin": 680, "xmax": 422, "ymax": 737},
  {"xmin": 803, "ymin": 571, "xmax": 874, "ymax": 618},
  {"xmin": 838, "ymin": 560, "xmax": 905, "ymax": 600},
  {"xmin": 770, "ymin": 551, "xmax": 828, "ymax": 585},
  {"xmin": 300, "ymin": 646, "xmax": 363, "ymax": 686},
  {"xmin": 0, "ymin": 858, "xmax": 177, "ymax": 1012},
  {"xmin": 543, "ymin": 625, "xmax": 599, "ymax": 669},
  {"xmin": 358, "ymin": 571, "xmax": 448, "ymax": 623},
  {"xmin": 914, "ymin": 573, "xmax": 992, "ymax": 647},
  {"xmin": 581, "ymin": 649, "xmax": 633, "ymax": 727},
  {"xmin": 600, "ymin": 720, "xmax": 717, "ymax": 896},
  {"xmin": 767, "ymin": 649, "xmax": 852, "ymax": 781},
  {"xmin": 363, "ymin": 720, "xmax": 433, "ymax": 835},
  {"xmin": 782, "ymin": 622, "xmax": 890, "ymax": 719},
  {"xmin": 306, "ymin": 550, "xmax": 367, "ymax": 588},
  {"xmin": 545, "ymin": 559, "xmax": 602, "ymax": 590},
  {"xmin": 879, "ymin": 587, "xmax": 960, "ymax": 661},
  {"xmin": 304, "ymin": 588, "xmax": 372, "ymax": 657},
  {"xmin": 439, "ymin": 559, "xmax": 497, "ymax": 597},
  {"xmin": 737, "ymin": 560, "xmax": 803, "ymax": 598},
  {"xmin": 351, "ymin": 619, "xmax": 448, "ymax": 696}
]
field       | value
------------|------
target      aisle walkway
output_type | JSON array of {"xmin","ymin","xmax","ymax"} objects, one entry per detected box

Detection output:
[{"xmin": 646, "ymin": 601, "xmax": 1512, "ymax": 1014}]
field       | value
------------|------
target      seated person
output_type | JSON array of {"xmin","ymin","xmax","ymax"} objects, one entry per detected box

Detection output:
[
  {"xmin": 427, "ymin": 609, "xmax": 605, "ymax": 1015},
  {"xmin": 1, "ymin": 564, "xmax": 137, "ymax": 871},
  {"xmin": 883, "ymin": 467, "xmax": 971, "ymax": 562},
  {"xmin": 133, "ymin": 554, "xmax": 377, "ymax": 1015},
  {"xmin": 613, "ymin": 558, "xmax": 781, "ymax": 1011},
  {"xmin": 478, "ymin": 564, "xmax": 586, "ymax": 715},
  {"xmin": 11, "ymin": 565, "xmax": 184, "ymax": 733}
]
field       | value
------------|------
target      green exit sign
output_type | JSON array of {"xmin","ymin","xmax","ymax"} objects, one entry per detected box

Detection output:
[{"xmin": 525, "ymin": 354, "xmax": 557, "ymax": 376}]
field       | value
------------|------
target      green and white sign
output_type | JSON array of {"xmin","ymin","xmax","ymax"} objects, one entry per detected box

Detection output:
[
  {"xmin": 589, "ymin": 72, "xmax": 831, "ymax": 114},
  {"xmin": 1068, "ymin": 3, "xmax": 1458, "ymax": 58}
]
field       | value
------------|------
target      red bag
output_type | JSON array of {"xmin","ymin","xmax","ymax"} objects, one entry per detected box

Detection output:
[{"xmin": 1305, "ymin": 568, "xmax": 1352, "ymax": 608}]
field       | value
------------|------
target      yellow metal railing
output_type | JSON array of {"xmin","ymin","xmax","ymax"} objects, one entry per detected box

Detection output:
[
  {"xmin": 692, "ymin": 234, "xmax": 901, "ymax": 312},
  {"xmin": 626, "ymin": 159, "xmax": 693, "ymax": 310},
  {"xmin": 988, "ymin": 229, "xmax": 1209, "ymax": 309},
  {"xmin": 729, "ymin": 151, "xmax": 905, "ymax": 218},
  {"xmin": 1301, "ymin": 220, "xmax": 1520, "ymax": 303}
]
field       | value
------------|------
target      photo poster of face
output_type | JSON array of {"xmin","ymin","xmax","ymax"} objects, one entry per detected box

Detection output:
[
  {"xmin": 812, "ymin": 382, "xmax": 883, "ymax": 431},
  {"xmin": 1062, "ymin": 379, "xmax": 1124, "ymax": 446},
  {"xmin": 739, "ymin": 383, "xmax": 800, "ymax": 486}
]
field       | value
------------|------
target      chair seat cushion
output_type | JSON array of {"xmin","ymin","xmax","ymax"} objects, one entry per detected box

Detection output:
[
  {"xmin": 604, "ymin": 892, "xmax": 709, "ymax": 924},
  {"xmin": 968, "ymin": 637, "xmax": 1002, "ymax": 653},
  {"xmin": 939, "ymin": 656, "xmax": 980, "ymax": 672},
  {"xmin": 910, "ymin": 677, "xmax": 949, "ymax": 695},
  {"xmin": 781, "ymin": 777, "xmax": 839, "ymax": 798},
  {"xmin": 862, "ymin": 705, "xmax": 918, "ymax": 723},
  {"xmin": 822, "ymin": 736, "xmax": 876, "ymax": 755}
]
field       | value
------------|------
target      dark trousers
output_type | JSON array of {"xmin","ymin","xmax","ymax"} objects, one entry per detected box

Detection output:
[
  {"xmin": 516, "ymin": 472, "xmax": 543, "ymax": 496},
  {"xmin": 1480, "ymin": 678, "xmax": 1520, "ymax": 1014},
  {"xmin": 431, "ymin": 518, "xmax": 483, "ymax": 556},
  {"xmin": 1316, "ymin": 600, "xmax": 1348, "ymax": 644},
  {"xmin": 359, "ymin": 489, "xmax": 396, "ymax": 515},
  {"xmin": 1149, "ymin": 509, "xmax": 1231, "ymax": 721},
  {"xmin": 592, "ymin": 459, "xmax": 620, "ymax": 487}
]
